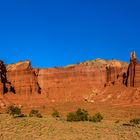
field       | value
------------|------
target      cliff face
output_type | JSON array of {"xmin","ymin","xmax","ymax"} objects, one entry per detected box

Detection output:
[
  {"xmin": 135, "ymin": 65, "xmax": 140, "ymax": 87},
  {"xmin": 1, "ymin": 52, "xmax": 140, "ymax": 107},
  {"xmin": 6, "ymin": 61, "xmax": 41, "ymax": 101},
  {"xmin": 37, "ymin": 59, "xmax": 128, "ymax": 103},
  {"xmin": 0, "ymin": 60, "xmax": 14, "ymax": 94}
]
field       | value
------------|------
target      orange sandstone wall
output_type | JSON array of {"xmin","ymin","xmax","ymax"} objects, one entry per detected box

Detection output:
[
  {"xmin": 134, "ymin": 64, "xmax": 140, "ymax": 87},
  {"xmin": 6, "ymin": 70, "xmax": 40, "ymax": 96},
  {"xmin": 37, "ymin": 63, "xmax": 127, "ymax": 102},
  {"xmin": 0, "ymin": 59, "xmax": 129, "ymax": 106},
  {"xmin": 38, "ymin": 65, "xmax": 107, "ymax": 102}
]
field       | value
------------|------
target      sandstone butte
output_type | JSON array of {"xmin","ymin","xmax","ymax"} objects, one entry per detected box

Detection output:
[{"xmin": 0, "ymin": 52, "xmax": 140, "ymax": 108}]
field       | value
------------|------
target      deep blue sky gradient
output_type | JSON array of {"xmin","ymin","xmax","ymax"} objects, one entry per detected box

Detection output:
[{"xmin": 0, "ymin": 0, "xmax": 140, "ymax": 67}]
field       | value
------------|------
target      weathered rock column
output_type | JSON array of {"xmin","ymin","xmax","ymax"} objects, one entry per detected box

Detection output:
[{"xmin": 127, "ymin": 52, "xmax": 139, "ymax": 87}]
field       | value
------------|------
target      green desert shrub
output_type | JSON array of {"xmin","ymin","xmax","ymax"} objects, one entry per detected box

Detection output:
[
  {"xmin": 67, "ymin": 112, "xmax": 77, "ymax": 122},
  {"xmin": 52, "ymin": 109, "xmax": 60, "ymax": 118},
  {"xmin": 7, "ymin": 105, "xmax": 23, "ymax": 118},
  {"xmin": 89, "ymin": 112, "xmax": 103, "ymax": 123},
  {"xmin": 130, "ymin": 118, "xmax": 140, "ymax": 125},
  {"xmin": 29, "ymin": 109, "xmax": 42, "ymax": 118},
  {"xmin": 67, "ymin": 108, "xmax": 89, "ymax": 122}
]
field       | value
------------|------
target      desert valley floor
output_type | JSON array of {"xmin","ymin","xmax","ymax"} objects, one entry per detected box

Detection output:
[{"xmin": 0, "ymin": 102, "xmax": 140, "ymax": 140}]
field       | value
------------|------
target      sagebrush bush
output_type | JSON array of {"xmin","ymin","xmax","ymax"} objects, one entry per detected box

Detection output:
[
  {"xmin": 76, "ymin": 108, "xmax": 89, "ymax": 121},
  {"xmin": 67, "ymin": 112, "xmax": 77, "ymax": 122},
  {"xmin": 52, "ymin": 109, "xmax": 60, "ymax": 118},
  {"xmin": 67, "ymin": 108, "xmax": 89, "ymax": 122},
  {"xmin": 7, "ymin": 105, "xmax": 23, "ymax": 118},
  {"xmin": 29, "ymin": 109, "xmax": 42, "ymax": 118},
  {"xmin": 89, "ymin": 112, "xmax": 103, "ymax": 123},
  {"xmin": 130, "ymin": 118, "xmax": 140, "ymax": 125}
]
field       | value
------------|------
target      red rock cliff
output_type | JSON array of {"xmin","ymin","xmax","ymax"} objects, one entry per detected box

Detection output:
[
  {"xmin": 6, "ymin": 61, "xmax": 41, "ymax": 96},
  {"xmin": 127, "ymin": 52, "xmax": 140, "ymax": 87},
  {"xmin": 3, "ymin": 54, "xmax": 140, "ymax": 107}
]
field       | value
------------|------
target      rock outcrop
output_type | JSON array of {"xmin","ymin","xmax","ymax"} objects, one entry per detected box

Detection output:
[
  {"xmin": 127, "ymin": 52, "xmax": 140, "ymax": 87},
  {"xmin": 6, "ymin": 61, "xmax": 41, "ymax": 96},
  {"xmin": 89, "ymin": 52, "xmax": 140, "ymax": 105},
  {"xmin": 0, "ymin": 60, "xmax": 14, "ymax": 94},
  {"xmin": 37, "ymin": 59, "xmax": 128, "ymax": 102},
  {"xmin": 0, "ymin": 52, "xmax": 140, "ymax": 107}
]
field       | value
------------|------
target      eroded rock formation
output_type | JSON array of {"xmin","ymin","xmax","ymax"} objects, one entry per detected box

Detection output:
[
  {"xmin": 6, "ymin": 61, "xmax": 41, "ymax": 96},
  {"xmin": 0, "ymin": 52, "xmax": 140, "ymax": 107},
  {"xmin": 0, "ymin": 60, "xmax": 14, "ymax": 94},
  {"xmin": 127, "ymin": 52, "xmax": 140, "ymax": 87}
]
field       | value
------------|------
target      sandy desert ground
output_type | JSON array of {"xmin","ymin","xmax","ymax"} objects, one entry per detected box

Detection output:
[{"xmin": 0, "ymin": 102, "xmax": 140, "ymax": 140}]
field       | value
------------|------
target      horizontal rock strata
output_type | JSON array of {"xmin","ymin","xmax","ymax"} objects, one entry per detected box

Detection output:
[{"xmin": 0, "ymin": 52, "xmax": 140, "ymax": 107}]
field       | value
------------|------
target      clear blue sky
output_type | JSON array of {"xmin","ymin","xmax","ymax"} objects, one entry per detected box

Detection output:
[{"xmin": 0, "ymin": 0, "xmax": 140, "ymax": 68}]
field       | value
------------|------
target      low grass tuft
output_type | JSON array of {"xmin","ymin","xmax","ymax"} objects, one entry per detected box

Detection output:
[
  {"xmin": 89, "ymin": 112, "xmax": 103, "ymax": 123},
  {"xmin": 7, "ymin": 105, "xmax": 25, "ymax": 118},
  {"xmin": 52, "ymin": 109, "xmax": 60, "ymax": 118},
  {"xmin": 29, "ymin": 109, "xmax": 42, "ymax": 118},
  {"xmin": 67, "ymin": 108, "xmax": 89, "ymax": 122}
]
